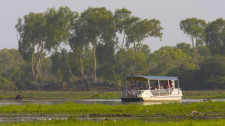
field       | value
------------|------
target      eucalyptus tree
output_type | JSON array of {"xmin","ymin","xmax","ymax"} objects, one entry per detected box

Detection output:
[
  {"xmin": 124, "ymin": 18, "xmax": 162, "ymax": 74},
  {"xmin": 78, "ymin": 7, "xmax": 117, "ymax": 81},
  {"xmin": 114, "ymin": 8, "xmax": 139, "ymax": 49},
  {"xmin": 180, "ymin": 18, "xmax": 207, "ymax": 68},
  {"xmin": 15, "ymin": 7, "xmax": 78, "ymax": 79},
  {"xmin": 69, "ymin": 19, "xmax": 89, "ymax": 77},
  {"xmin": 126, "ymin": 19, "xmax": 163, "ymax": 52},
  {"xmin": 205, "ymin": 18, "xmax": 225, "ymax": 55}
]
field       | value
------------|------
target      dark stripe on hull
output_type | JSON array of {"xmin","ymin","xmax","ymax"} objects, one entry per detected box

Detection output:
[{"xmin": 121, "ymin": 98, "xmax": 143, "ymax": 102}]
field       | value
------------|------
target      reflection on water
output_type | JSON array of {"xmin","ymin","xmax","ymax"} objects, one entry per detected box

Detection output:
[{"xmin": 0, "ymin": 99, "xmax": 224, "ymax": 106}]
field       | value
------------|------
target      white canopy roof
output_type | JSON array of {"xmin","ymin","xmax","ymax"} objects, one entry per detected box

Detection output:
[{"xmin": 127, "ymin": 75, "xmax": 178, "ymax": 81}]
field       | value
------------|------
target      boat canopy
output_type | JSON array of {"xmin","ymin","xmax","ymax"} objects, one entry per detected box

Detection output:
[{"xmin": 127, "ymin": 75, "xmax": 178, "ymax": 81}]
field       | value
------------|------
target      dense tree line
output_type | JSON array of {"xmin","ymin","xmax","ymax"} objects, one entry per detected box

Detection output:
[{"xmin": 0, "ymin": 7, "xmax": 225, "ymax": 90}]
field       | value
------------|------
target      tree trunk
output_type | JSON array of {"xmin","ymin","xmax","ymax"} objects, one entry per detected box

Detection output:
[
  {"xmin": 195, "ymin": 37, "xmax": 198, "ymax": 68},
  {"xmin": 112, "ymin": 69, "xmax": 120, "ymax": 90},
  {"xmin": 133, "ymin": 42, "xmax": 136, "ymax": 53},
  {"xmin": 191, "ymin": 37, "xmax": 196, "ymax": 68},
  {"xmin": 79, "ymin": 50, "xmax": 84, "ymax": 77},
  {"xmin": 138, "ymin": 41, "xmax": 142, "ymax": 52},
  {"xmin": 31, "ymin": 54, "xmax": 35, "ymax": 76},
  {"xmin": 122, "ymin": 33, "xmax": 126, "ymax": 49},
  {"xmin": 36, "ymin": 58, "xmax": 42, "ymax": 79},
  {"xmin": 93, "ymin": 44, "xmax": 97, "ymax": 81},
  {"xmin": 35, "ymin": 42, "xmax": 44, "ymax": 80},
  {"xmin": 67, "ymin": 62, "xmax": 75, "ymax": 81},
  {"xmin": 133, "ymin": 42, "xmax": 137, "ymax": 74},
  {"xmin": 195, "ymin": 48, "xmax": 198, "ymax": 67}
]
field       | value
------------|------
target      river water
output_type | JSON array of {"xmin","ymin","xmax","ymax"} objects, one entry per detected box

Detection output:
[{"xmin": 0, "ymin": 99, "xmax": 225, "ymax": 106}]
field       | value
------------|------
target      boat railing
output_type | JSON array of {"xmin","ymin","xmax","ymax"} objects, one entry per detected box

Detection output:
[
  {"xmin": 120, "ymin": 88, "xmax": 174, "ymax": 98},
  {"xmin": 120, "ymin": 89, "xmax": 138, "ymax": 98},
  {"xmin": 150, "ymin": 88, "xmax": 173, "ymax": 96}
]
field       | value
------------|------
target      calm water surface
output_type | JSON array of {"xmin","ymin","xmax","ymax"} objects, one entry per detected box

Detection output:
[{"xmin": 0, "ymin": 99, "xmax": 225, "ymax": 106}]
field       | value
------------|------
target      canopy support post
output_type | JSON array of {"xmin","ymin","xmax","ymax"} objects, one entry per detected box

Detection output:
[
  {"xmin": 158, "ymin": 80, "xmax": 160, "ymax": 96},
  {"xmin": 177, "ymin": 80, "xmax": 180, "ymax": 95},
  {"xmin": 168, "ymin": 80, "xmax": 170, "ymax": 95},
  {"xmin": 148, "ymin": 80, "xmax": 150, "ymax": 90},
  {"xmin": 125, "ymin": 80, "xmax": 128, "ymax": 95}
]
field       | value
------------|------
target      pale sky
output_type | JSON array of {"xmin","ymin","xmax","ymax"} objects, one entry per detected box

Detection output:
[{"xmin": 1, "ymin": 0, "xmax": 225, "ymax": 52}]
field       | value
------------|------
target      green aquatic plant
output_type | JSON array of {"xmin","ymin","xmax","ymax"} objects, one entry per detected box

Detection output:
[
  {"xmin": 4, "ymin": 119, "xmax": 225, "ymax": 126},
  {"xmin": 0, "ymin": 101, "xmax": 224, "ymax": 117}
]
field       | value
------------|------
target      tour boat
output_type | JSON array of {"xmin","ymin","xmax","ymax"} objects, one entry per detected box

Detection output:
[{"xmin": 120, "ymin": 75, "xmax": 182, "ymax": 102}]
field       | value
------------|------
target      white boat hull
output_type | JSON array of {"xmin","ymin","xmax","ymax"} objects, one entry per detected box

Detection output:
[
  {"xmin": 142, "ymin": 96, "xmax": 182, "ymax": 101},
  {"xmin": 121, "ymin": 89, "xmax": 182, "ymax": 102}
]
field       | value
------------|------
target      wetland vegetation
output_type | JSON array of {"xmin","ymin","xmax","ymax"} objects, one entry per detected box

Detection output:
[
  {"xmin": 0, "ymin": 101, "xmax": 225, "ymax": 125},
  {"xmin": 4, "ymin": 119, "xmax": 225, "ymax": 126},
  {"xmin": 0, "ymin": 101, "xmax": 224, "ymax": 117}
]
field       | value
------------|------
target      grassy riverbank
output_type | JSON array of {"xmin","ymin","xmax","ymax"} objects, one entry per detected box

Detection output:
[
  {"xmin": 0, "ymin": 90, "xmax": 119, "ymax": 99},
  {"xmin": 182, "ymin": 90, "xmax": 225, "ymax": 99},
  {"xmin": 0, "ymin": 90, "xmax": 224, "ymax": 99},
  {"xmin": 0, "ymin": 101, "xmax": 224, "ymax": 117},
  {"xmin": 5, "ymin": 119, "xmax": 225, "ymax": 126}
]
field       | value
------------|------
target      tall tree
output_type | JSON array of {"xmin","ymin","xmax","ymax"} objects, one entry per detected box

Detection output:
[
  {"xmin": 125, "ymin": 19, "xmax": 163, "ymax": 73},
  {"xmin": 126, "ymin": 19, "xmax": 163, "ymax": 52},
  {"xmin": 15, "ymin": 7, "xmax": 78, "ymax": 79},
  {"xmin": 205, "ymin": 18, "xmax": 225, "ymax": 55},
  {"xmin": 180, "ymin": 18, "xmax": 207, "ymax": 68},
  {"xmin": 114, "ymin": 8, "xmax": 139, "ymax": 49},
  {"xmin": 78, "ymin": 7, "xmax": 116, "ymax": 81},
  {"xmin": 69, "ymin": 20, "xmax": 88, "ymax": 77}
]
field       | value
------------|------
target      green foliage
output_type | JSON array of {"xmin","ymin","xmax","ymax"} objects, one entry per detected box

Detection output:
[
  {"xmin": 16, "ymin": 7, "xmax": 78, "ymax": 79},
  {"xmin": 96, "ymin": 44, "xmax": 115, "ymax": 80},
  {"xmin": 11, "ymin": 7, "xmax": 225, "ymax": 90},
  {"xmin": 51, "ymin": 49, "xmax": 72, "ymax": 84},
  {"xmin": 77, "ymin": 7, "xmax": 117, "ymax": 80},
  {"xmin": 149, "ymin": 47, "xmax": 194, "ymax": 76},
  {"xmin": 126, "ymin": 18, "xmax": 163, "ymax": 51},
  {"xmin": 114, "ymin": 47, "xmax": 149, "ymax": 81},
  {"xmin": 180, "ymin": 18, "xmax": 207, "ymax": 45},
  {"xmin": 0, "ymin": 75, "xmax": 14, "ymax": 89},
  {"xmin": 174, "ymin": 42, "xmax": 192, "ymax": 56},
  {"xmin": 0, "ymin": 49, "xmax": 30, "ymax": 88},
  {"xmin": 205, "ymin": 18, "xmax": 225, "ymax": 55},
  {"xmin": 197, "ymin": 55, "xmax": 225, "ymax": 89},
  {"xmin": 0, "ymin": 49, "xmax": 24, "ymax": 73}
]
